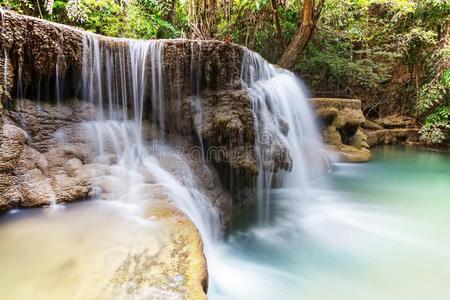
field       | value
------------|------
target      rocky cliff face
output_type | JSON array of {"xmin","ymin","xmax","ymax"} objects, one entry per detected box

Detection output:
[
  {"xmin": 0, "ymin": 10, "xmax": 273, "ymax": 197},
  {"xmin": 0, "ymin": 100, "xmax": 95, "ymax": 211}
]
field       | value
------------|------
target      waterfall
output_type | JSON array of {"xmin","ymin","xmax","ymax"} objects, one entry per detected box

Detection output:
[
  {"xmin": 55, "ymin": 32, "xmax": 65, "ymax": 106},
  {"xmin": 80, "ymin": 34, "xmax": 222, "ymax": 280},
  {"xmin": 207, "ymin": 50, "xmax": 326, "ymax": 299},
  {"xmin": 0, "ymin": 13, "xmax": 325, "ymax": 293},
  {"xmin": 190, "ymin": 41, "xmax": 205, "ymax": 159},
  {"xmin": 80, "ymin": 33, "xmax": 325, "ymax": 298},
  {"xmin": 149, "ymin": 41, "xmax": 165, "ymax": 138},
  {"xmin": 1, "ymin": 8, "xmax": 7, "ymax": 96},
  {"xmin": 241, "ymin": 50, "xmax": 324, "ymax": 223}
]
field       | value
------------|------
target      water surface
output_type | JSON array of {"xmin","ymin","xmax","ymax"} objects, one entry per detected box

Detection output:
[
  {"xmin": 0, "ymin": 146, "xmax": 449, "ymax": 299},
  {"xmin": 210, "ymin": 146, "xmax": 450, "ymax": 300}
]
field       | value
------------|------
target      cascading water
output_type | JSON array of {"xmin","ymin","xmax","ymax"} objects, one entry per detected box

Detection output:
[
  {"xmin": 207, "ymin": 49, "xmax": 327, "ymax": 299},
  {"xmin": 240, "ymin": 50, "xmax": 324, "ymax": 223},
  {"xmin": 2, "ymin": 11, "xmax": 450, "ymax": 299},
  {"xmin": 80, "ymin": 34, "xmax": 222, "ymax": 280},
  {"xmin": 149, "ymin": 41, "xmax": 165, "ymax": 138},
  {"xmin": 80, "ymin": 34, "xmax": 328, "ymax": 299},
  {"xmin": 55, "ymin": 32, "xmax": 65, "ymax": 106},
  {"xmin": 77, "ymin": 31, "xmax": 330, "ymax": 298},
  {"xmin": 209, "ymin": 49, "xmax": 450, "ymax": 300}
]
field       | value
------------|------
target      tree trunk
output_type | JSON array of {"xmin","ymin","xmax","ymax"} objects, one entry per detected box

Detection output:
[
  {"xmin": 270, "ymin": 0, "xmax": 282, "ymax": 40},
  {"xmin": 165, "ymin": 0, "xmax": 176, "ymax": 22},
  {"xmin": 277, "ymin": 0, "xmax": 324, "ymax": 69}
]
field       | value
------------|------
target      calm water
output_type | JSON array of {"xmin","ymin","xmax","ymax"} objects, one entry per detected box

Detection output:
[
  {"xmin": 210, "ymin": 146, "xmax": 450, "ymax": 299},
  {"xmin": 0, "ymin": 201, "xmax": 175, "ymax": 300},
  {"xmin": 0, "ymin": 146, "xmax": 449, "ymax": 299}
]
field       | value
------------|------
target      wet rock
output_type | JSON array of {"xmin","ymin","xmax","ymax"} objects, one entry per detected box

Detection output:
[
  {"xmin": 363, "ymin": 119, "xmax": 384, "ymax": 130},
  {"xmin": 311, "ymin": 98, "xmax": 371, "ymax": 162},
  {"xmin": 363, "ymin": 115, "xmax": 420, "ymax": 146},
  {"xmin": 185, "ymin": 90, "xmax": 258, "ymax": 176},
  {"xmin": 0, "ymin": 11, "xmax": 266, "ymax": 192},
  {"xmin": 373, "ymin": 115, "xmax": 417, "ymax": 129},
  {"xmin": 143, "ymin": 209, "xmax": 207, "ymax": 299},
  {"xmin": 0, "ymin": 98, "xmax": 97, "ymax": 210},
  {"xmin": 5, "ymin": 99, "xmax": 96, "ymax": 152},
  {"xmin": 327, "ymin": 144, "xmax": 372, "ymax": 163},
  {"xmin": 0, "ymin": 10, "xmax": 84, "ymax": 96},
  {"xmin": 365, "ymin": 128, "xmax": 420, "ymax": 146}
]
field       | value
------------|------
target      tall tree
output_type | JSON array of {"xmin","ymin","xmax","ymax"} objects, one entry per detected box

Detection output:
[{"xmin": 278, "ymin": 0, "xmax": 325, "ymax": 69}]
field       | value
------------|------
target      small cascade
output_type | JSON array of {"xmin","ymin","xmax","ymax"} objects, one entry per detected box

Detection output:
[
  {"xmin": 2, "ymin": 49, "xmax": 6, "ymax": 93},
  {"xmin": 190, "ymin": 41, "xmax": 205, "ymax": 158},
  {"xmin": 240, "ymin": 50, "xmax": 324, "ymax": 223},
  {"xmin": 81, "ymin": 35, "xmax": 166, "ymax": 137},
  {"xmin": 79, "ymin": 33, "xmax": 222, "ymax": 281},
  {"xmin": 149, "ymin": 41, "xmax": 165, "ymax": 138},
  {"xmin": 55, "ymin": 32, "xmax": 65, "ymax": 105},
  {"xmin": 209, "ymin": 50, "xmax": 327, "ymax": 300}
]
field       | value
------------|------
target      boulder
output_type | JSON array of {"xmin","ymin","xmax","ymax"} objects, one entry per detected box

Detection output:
[
  {"xmin": 365, "ymin": 128, "xmax": 420, "ymax": 146},
  {"xmin": 311, "ymin": 98, "xmax": 371, "ymax": 162}
]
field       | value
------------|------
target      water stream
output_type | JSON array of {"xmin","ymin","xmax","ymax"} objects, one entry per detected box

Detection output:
[{"xmin": 209, "ymin": 146, "xmax": 450, "ymax": 299}]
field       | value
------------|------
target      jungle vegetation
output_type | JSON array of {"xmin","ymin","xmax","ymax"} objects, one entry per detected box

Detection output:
[{"xmin": 1, "ymin": 0, "xmax": 449, "ymax": 144}]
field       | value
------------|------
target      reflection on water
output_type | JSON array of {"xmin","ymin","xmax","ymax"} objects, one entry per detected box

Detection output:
[{"xmin": 209, "ymin": 146, "xmax": 450, "ymax": 300}]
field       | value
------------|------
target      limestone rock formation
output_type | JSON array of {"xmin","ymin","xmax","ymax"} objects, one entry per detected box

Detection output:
[
  {"xmin": 363, "ymin": 115, "xmax": 420, "ymax": 146},
  {"xmin": 0, "ymin": 98, "xmax": 216, "ymax": 298},
  {"xmin": 364, "ymin": 128, "xmax": 420, "ymax": 146},
  {"xmin": 311, "ymin": 98, "xmax": 372, "ymax": 162},
  {"xmin": 0, "ymin": 99, "xmax": 96, "ymax": 210},
  {"xmin": 0, "ymin": 10, "xmax": 292, "ymax": 191}
]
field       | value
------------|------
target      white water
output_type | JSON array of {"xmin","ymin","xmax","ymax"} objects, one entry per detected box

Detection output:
[
  {"xmin": 80, "ymin": 34, "xmax": 222, "ymax": 277},
  {"xmin": 55, "ymin": 32, "xmax": 65, "ymax": 106},
  {"xmin": 79, "ymin": 34, "xmax": 328, "ymax": 298},
  {"xmin": 240, "ymin": 50, "xmax": 324, "ymax": 223},
  {"xmin": 207, "ymin": 50, "xmax": 328, "ymax": 299}
]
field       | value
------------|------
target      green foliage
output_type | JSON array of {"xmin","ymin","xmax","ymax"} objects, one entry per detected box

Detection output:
[
  {"xmin": 71, "ymin": 0, "xmax": 122, "ymax": 36},
  {"xmin": 416, "ymin": 81, "xmax": 447, "ymax": 114},
  {"xmin": 123, "ymin": 1, "xmax": 178, "ymax": 39},
  {"xmin": 425, "ymin": 106, "xmax": 450, "ymax": 124},
  {"xmin": 442, "ymin": 69, "xmax": 450, "ymax": 87},
  {"xmin": 2, "ymin": 0, "xmax": 36, "ymax": 15},
  {"xmin": 2, "ymin": 0, "xmax": 184, "ymax": 39},
  {"xmin": 419, "ymin": 121, "xmax": 450, "ymax": 144}
]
